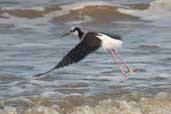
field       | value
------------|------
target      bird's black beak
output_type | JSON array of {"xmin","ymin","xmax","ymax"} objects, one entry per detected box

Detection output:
[{"xmin": 60, "ymin": 32, "xmax": 71, "ymax": 38}]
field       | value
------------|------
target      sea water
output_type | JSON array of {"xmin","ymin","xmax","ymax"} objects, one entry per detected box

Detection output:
[{"xmin": 0, "ymin": 0, "xmax": 171, "ymax": 114}]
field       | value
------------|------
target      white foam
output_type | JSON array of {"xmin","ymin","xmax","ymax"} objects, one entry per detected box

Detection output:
[
  {"xmin": 158, "ymin": 73, "xmax": 171, "ymax": 79},
  {"xmin": 1, "ymin": 12, "xmax": 11, "ymax": 18},
  {"xmin": 34, "ymin": 106, "xmax": 60, "ymax": 114},
  {"xmin": 1, "ymin": 105, "xmax": 60, "ymax": 114},
  {"xmin": 40, "ymin": 91, "xmax": 62, "ymax": 97},
  {"xmin": 44, "ymin": 9, "xmax": 70, "ymax": 19},
  {"xmin": 61, "ymin": 1, "xmax": 114, "ymax": 10},
  {"xmin": 65, "ymin": 16, "xmax": 93, "ymax": 25},
  {"xmin": 31, "ymin": 6, "xmax": 45, "ymax": 12},
  {"xmin": 118, "ymin": 0, "xmax": 171, "ymax": 27},
  {"xmin": 1, "ymin": 93, "xmax": 171, "ymax": 114}
]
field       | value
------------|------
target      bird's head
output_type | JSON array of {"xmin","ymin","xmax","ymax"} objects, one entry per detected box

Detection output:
[
  {"xmin": 61, "ymin": 27, "xmax": 84, "ymax": 39},
  {"xmin": 70, "ymin": 26, "xmax": 80, "ymax": 36}
]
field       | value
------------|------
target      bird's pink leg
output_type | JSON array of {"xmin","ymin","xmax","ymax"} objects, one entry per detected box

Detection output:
[
  {"xmin": 107, "ymin": 49, "xmax": 128, "ymax": 80},
  {"xmin": 112, "ymin": 49, "xmax": 133, "ymax": 73}
]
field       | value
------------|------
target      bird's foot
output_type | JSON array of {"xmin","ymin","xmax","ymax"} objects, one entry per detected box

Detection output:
[{"xmin": 126, "ymin": 68, "xmax": 134, "ymax": 73}]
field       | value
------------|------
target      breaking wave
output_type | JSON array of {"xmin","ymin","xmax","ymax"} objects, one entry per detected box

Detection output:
[
  {"xmin": 0, "ymin": 92, "xmax": 171, "ymax": 114},
  {"xmin": 118, "ymin": 0, "xmax": 171, "ymax": 26},
  {"xmin": 0, "ymin": 1, "xmax": 137, "ymax": 26},
  {"xmin": 1, "ymin": 0, "xmax": 170, "ymax": 26}
]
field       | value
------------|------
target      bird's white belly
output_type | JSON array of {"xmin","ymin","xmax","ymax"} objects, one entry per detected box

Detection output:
[
  {"xmin": 96, "ymin": 33, "xmax": 123, "ymax": 49},
  {"xmin": 102, "ymin": 39, "xmax": 123, "ymax": 49}
]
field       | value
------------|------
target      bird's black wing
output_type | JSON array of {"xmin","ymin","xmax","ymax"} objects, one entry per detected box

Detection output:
[{"xmin": 34, "ymin": 34, "xmax": 101, "ymax": 77}]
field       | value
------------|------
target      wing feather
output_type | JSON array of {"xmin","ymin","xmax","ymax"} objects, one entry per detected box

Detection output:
[
  {"xmin": 55, "ymin": 35, "xmax": 101, "ymax": 68},
  {"xmin": 34, "ymin": 33, "xmax": 101, "ymax": 77}
]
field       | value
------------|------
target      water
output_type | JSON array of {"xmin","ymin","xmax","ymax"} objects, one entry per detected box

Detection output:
[{"xmin": 0, "ymin": 0, "xmax": 171, "ymax": 113}]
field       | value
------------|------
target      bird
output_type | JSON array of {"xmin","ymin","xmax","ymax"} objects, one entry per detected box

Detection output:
[{"xmin": 34, "ymin": 27, "xmax": 133, "ymax": 79}]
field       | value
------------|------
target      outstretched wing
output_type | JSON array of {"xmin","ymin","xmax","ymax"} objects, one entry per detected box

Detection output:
[{"xmin": 34, "ymin": 33, "xmax": 101, "ymax": 77}]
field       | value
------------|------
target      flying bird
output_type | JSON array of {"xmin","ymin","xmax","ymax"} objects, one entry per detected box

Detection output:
[{"xmin": 34, "ymin": 27, "xmax": 133, "ymax": 79}]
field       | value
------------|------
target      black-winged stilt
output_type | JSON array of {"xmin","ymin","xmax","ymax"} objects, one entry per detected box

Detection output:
[{"xmin": 34, "ymin": 27, "xmax": 133, "ymax": 79}]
